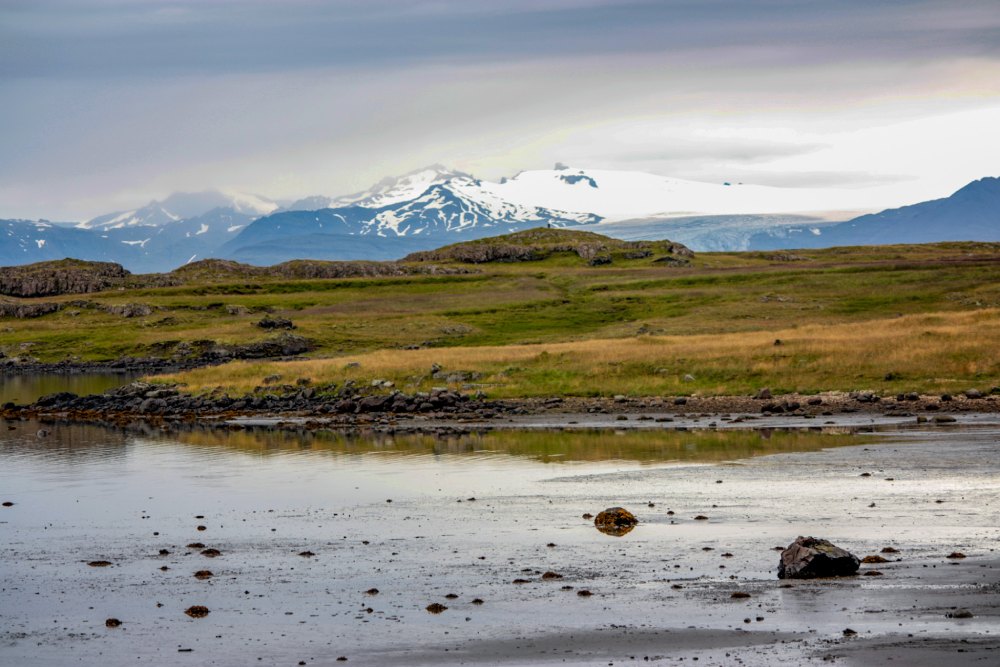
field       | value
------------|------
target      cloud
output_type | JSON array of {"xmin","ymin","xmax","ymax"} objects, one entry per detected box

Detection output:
[{"xmin": 0, "ymin": 1, "xmax": 999, "ymax": 218}]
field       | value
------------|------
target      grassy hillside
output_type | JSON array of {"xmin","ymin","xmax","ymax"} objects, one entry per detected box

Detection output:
[{"xmin": 3, "ymin": 230, "xmax": 1000, "ymax": 397}]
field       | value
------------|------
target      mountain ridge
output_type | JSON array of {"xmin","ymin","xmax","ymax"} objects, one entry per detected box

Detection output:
[{"xmin": 2, "ymin": 167, "xmax": 997, "ymax": 271}]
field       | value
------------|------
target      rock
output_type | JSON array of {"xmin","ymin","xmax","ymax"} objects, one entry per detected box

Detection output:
[
  {"xmin": 754, "ymin": 388, "xmax": 772, "ymax": 400},
  {"xmin": 946, "ymin": 552, "xmax": 967, "ymax": 559},
  {"xmin": 194, "ymin": 570, "xmax": 213, "ymax": 580},
  {"xmin": 256, "ymin": 315, "xmax": 295, "ymax": 330},
  {"xmin": 184, "ymin": 606, "xmax": 210, "ymax": 618},
  {"xmin": 102, "ymin": 303, "xmax": 153, "ymax": 318},
  {"xmin": 425, "ymin": 603, "xmax": 448, "ymax": 614},
  {"xmin": 105, "ymin": 618, "xmax": 122, "ymax": 628},
  {"xmin": 947, "ymin": 609, "xmax": 974, "ymax": 618},
  {"xmin": 777, "ymin": 536, "xmax": 860, "ymax": 579},
  {"xmin": 87, "ymin": 560, "xmax": 113, "ymax": 567},
  {"xmin": 594, "ymin": 507, "xmax": 638, "ymax": 537},
  {"xmin": 35, "ymin": 391, "xmax": 78, "ymax": 407},
  {"xmin": 861, "ymin": 555, "xmax": 889, "ymax": 564}
]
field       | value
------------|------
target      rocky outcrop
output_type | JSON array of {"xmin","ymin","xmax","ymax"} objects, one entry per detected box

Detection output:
[
  {"xmin": 778, "ymin": 536, "xmax": 860, "ymax": 579},
  {"xmin": 0, "ymin": 301, "xmax": 62, "ymax": 318},
  {"xmin": 0, "ymin": 259, "xmax": 131, "ymax": 297},
  {"xmin": 170, "ymin": 258, "xmax": 471, "ymax": 281},
  {"xmin": 101, "ymin": 303, "xmax": 154, "ymax": 318},
  {"xmin": 404, "ymin": 228, "xmax": 693, "ymax": 266}
]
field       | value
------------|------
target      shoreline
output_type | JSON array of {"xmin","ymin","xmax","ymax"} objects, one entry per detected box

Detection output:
[{"xmin": 4, "ymin": 380, "xmax": 1000, "ymax": 430}]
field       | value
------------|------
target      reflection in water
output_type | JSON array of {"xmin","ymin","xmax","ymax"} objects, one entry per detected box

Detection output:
[
  {"xmin": 0, "ymin": 419, "xmax": 130, "ymax": 464},
  {"xmin": 0, "ymin": 419, "xmax": 874, "ymax": 467},
  {"xmin": 0, "ymin": 373, "xmax": 138, "ymax": 405},
  {"xmin": 169, "ymin": 425, "xmax": 873, "ymax": 465}
]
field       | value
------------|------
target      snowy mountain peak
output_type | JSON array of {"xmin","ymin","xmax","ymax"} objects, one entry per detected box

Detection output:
[
  {"xmin": 333, "ymin": 164, "xmax": 475, "ymax": 209},
  {"xmin": 78, "ymin": 190, "xmax": 277, "ymax": 230}
]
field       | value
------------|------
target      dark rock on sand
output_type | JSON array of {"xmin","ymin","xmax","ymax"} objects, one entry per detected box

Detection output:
[
  {"xmin": 594, "ymin": 507, "xmax": 639, "ymax": 537},
  {"xmin": 184, "ymin": 605, "xmax": 210, "ymax": 618},
  {"xmin": 105, "ymin": 618, "xmax": 122, "ymax": 628},
  {"xmin": 777, "ymin": 536, "xmax": 860, "ymax": 579},
  {"xmin": 425, "ymin": 603, "xmax": 448, "ymax": 614}
]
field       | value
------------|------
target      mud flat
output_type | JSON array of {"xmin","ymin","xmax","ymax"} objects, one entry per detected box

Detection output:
[{"xmin": 0, "ymin": 420, "xmax": 997, "ymax": 666}]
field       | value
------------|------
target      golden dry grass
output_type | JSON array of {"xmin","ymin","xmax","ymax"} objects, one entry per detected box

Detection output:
[{"xmin": 158, "ymin": 307, "xmax": 1000, "ymax": 397}]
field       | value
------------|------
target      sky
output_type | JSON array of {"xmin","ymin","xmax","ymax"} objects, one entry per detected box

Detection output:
[{"xmin": 1, "ymin": 0, "xmax": 999, "ymax": 221}]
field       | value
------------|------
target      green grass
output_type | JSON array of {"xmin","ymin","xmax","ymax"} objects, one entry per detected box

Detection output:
[{"xmin": 3, "ymin": 239, "xmax": 1000, "ymax": 398}]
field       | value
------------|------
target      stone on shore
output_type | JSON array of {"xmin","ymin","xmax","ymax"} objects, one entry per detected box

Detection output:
[
  {"xmin": 594, "ymin": 507, "xmax": 638, "ymax": 537},
  {"xmin": 777, "ymin": 536, "xmax": 860, "ymax": 579}
]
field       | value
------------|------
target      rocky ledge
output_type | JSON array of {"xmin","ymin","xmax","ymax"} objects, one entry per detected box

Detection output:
[{"xmin": 4, "ymin": 382, "xmax": 1000, "ymax": 428}]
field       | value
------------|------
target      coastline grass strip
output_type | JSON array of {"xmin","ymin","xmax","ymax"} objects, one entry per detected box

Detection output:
[{"xmin": 155, "ymin": 308, "xmax": 1000, "ymax": 398}]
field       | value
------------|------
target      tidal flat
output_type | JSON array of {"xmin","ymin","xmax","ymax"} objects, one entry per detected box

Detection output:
[{"xmin": 0, "ymin": 421, "xmax": 997, "ymax": 666}]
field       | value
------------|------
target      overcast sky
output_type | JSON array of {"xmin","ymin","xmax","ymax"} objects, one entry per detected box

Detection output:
[{"xmin": 1, "ymin": 0, "xmax": 999, "ymax": 220}]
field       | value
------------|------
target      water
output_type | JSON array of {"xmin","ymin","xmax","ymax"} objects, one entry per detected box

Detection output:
[
  {"xmin": 1, "ymin": 420, "xmax": 997, "ymax": 666},
  {"xmin": 0, "ymin": 372, "xmax": 138, "ymax": 405}
]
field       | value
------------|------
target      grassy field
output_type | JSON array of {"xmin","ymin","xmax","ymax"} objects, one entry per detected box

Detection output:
[{"xmin": 4, "ymin": 234, "xmax": 1000, "ymax": 397}]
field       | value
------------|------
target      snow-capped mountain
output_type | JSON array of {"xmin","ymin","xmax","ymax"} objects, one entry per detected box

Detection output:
[
  {"xmin": 336, "ymin": 164, "xmax": 474, "ymax": 209},
  {"xmin": 100, "ymin": 207, "xmax": 259, "ymax": 272},
  {"xmin": 78, "ymin": 190, "xmax": 277, "ymax": 230},
  {"xmin": 4, "ymin": 166, "xmax": 998, "ymax": 271},
  {"xmin": 220, "ymin": 176, "xmax": 600, "ymax": 264},
  {"xmin": 1, "ymin": 219, "xmax": 120, "ymax": 265}
]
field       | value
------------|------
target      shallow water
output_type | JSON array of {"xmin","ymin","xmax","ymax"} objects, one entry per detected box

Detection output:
[
  {"xmin": 1, "ymin": 421, "xmax": 997, "ymax": 666},
  {"xmin": 0, "ymin": 373, "xmax": 138, "ymax": 405}
]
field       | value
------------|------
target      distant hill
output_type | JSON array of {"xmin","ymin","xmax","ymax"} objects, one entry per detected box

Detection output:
[
  {"xmin": 403, "ymin": 228, "xmax": 693, "ymax": 265},
  {"xmin": 748, "ymin": 177, "xmax": 1000, "ymax": 249}
]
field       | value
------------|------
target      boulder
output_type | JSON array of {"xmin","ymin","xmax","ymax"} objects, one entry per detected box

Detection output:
[
  {"xmin": 778, "ymin": 536, "xmax": 860, "ymax": 579},
  {"xmin": 594, "ymin": 507, "xmax": 638, "ymax": 537}
]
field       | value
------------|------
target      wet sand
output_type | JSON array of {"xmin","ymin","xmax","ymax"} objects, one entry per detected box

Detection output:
[{"xmin": 0, "ymin": 420, "xmax": 997, "ymax": 666}]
